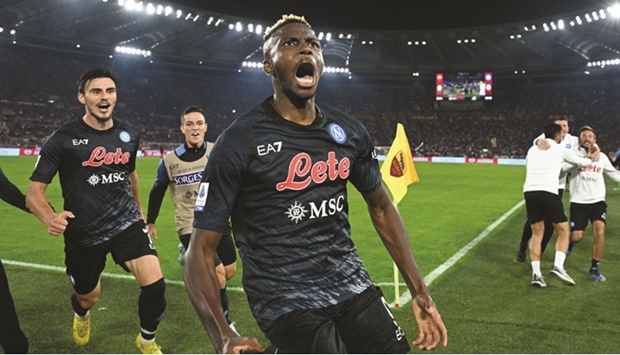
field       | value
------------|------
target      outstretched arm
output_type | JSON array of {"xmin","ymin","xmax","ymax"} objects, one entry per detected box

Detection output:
[
  {"xmin": 184, "ymin": 227, "xmax": 263, "ymax": 354},
  {"xmin": 363, "ymin": 185, "xmax": 448, "ymax": 351}
]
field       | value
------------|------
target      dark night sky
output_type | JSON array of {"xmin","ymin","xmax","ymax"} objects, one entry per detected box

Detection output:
[{"xmin": 169, "ymin": 0, "xmax": 604, "ymax": 31}]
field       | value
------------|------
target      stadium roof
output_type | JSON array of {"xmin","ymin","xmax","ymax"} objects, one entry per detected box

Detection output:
[{"xmin": 1, "ymin": 0, "xmax": 619, "ymax": 80}]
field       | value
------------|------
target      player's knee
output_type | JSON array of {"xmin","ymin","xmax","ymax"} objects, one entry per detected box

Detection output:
[{"xmin": 138, "ymin": 278, "xmax": 166, "ymax": 328}]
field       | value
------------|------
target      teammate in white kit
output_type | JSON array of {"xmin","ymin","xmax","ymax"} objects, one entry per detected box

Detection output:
[
  {"xmin": 563, "ymin": 126, "xmax": 620, "ymax": 282},
  {"xmin": 523, "ymin": 123, "xmax": 594, "ymax": 287}
]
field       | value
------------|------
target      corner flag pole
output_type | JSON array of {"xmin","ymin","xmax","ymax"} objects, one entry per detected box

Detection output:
[{"xmin": 380, "ymin": 123, "xmax": 420, "ymax": 309}]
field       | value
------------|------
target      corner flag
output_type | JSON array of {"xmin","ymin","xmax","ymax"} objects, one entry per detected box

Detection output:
[
  {"xmin": 380, "ymin": 123, "xmax": 420, "ymax": 309},
  {"xmin": 380, "ymin": 123, "xmax": 419, "ymax": 205}
]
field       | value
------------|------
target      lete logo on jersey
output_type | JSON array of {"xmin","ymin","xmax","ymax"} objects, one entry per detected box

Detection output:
[
  {"xmin": 276, "ymin": 151, "xmax": 350, "ymax": 191},
  {"xmin": 82, "ymin": 147, "xmax": 131, "ymax": 167}
]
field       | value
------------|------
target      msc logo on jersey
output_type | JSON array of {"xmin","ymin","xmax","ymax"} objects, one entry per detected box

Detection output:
[
  {"xmin": 172, "ymin": 171, "xmax": 203, "ymax": 186},
  {"xmin": 284, "ymin": 195, "xmax": 345, "ymax": 223},
  {"xmin": 328, "ymin": 123, "xmax": 347, "ymax": 144},
  {"xmin": 86, "ymin": 172, "xmax": 126, "ymax": 186}
]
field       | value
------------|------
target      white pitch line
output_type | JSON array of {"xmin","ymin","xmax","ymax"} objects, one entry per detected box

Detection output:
[
  {"xmin": 1, "ymin": 259, "xmax": 244, "ymax": 292},
  {"xmin": 389, "ymin": 199, "xmax": 525, "ymax": 308},
  {"xmin": 3, "ymin": 200, "xmax": 524, "ymax": 303}
]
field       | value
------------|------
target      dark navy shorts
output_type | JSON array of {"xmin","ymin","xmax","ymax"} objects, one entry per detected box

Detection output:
[
  {"xmin": 264, "ymin": 285, "xmax": 410, "ymax": 354},
  {"xmin": 65, "ymin": 221, "xmax": 158, "ymax": 295},
  {"xmin": 570, "ymin": 201, "xmax": 607, "ymax": 231}
]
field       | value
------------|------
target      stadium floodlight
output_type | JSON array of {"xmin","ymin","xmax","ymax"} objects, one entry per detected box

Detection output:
[
  {"xmin": 176, "ymin": 9, "xmax": 182, "ymax": 18},
  {"xmin": 156, "ymin": 4, "xmax": 163, "ymax": 15},
  {"xmin": 235, "ymin": 22, "xmax": 243, "ymax": 32},
  {"xmin": 255, "ymin": 24, "xmax": 263, "ymax": 35},
  {"xmin": 146, "ymin": 3, "xmax": 155, "ymax": 15},
  {"xmin": 0, "ymin": 27, "xmax": 3, "ymax": 33},
  {"xmin": 609, "ymin": 4, "xmax": 620, "ymax": 17},
  {"xmin": 164, "ymin": 6, "xmax": 172, "ymax": 16}
]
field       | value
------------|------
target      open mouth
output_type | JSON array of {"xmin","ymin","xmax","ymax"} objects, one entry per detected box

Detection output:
[
  {"xmin": 97, "ymin": 102, "xmax": 110, "ymax": 112},
  {"xmin": 296, "ymin": 62, "xmax": 315, "ymax": 87}
]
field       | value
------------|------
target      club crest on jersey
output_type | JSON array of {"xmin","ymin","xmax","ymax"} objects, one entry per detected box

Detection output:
[
  {"xmin": 565, "ymin": 143, "xmax": 572, "ymax": 149},
  {"xmin": 328, "ymin": 123, "xmax": 347, "ymax": 144},
  {"xmin": 119, "ymin": 131, "xmax": 131, "ymax": 143}
]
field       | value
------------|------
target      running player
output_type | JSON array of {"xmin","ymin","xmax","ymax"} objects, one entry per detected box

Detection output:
[
  {"xmin": 184, "ymin": 14, "xmax": 447, "ymax": 354},
  {"xmin": 26, "ymin": 67, "xmax": 166, "ymax": 354},
  {"xmin": 146, "ymin": 106, "xmax": 238, "ymax": 332}
]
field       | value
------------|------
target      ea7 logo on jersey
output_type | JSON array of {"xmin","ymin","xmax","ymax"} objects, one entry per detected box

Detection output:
[
  {"xmin": 72, "ymin": 139, "xmax": 89, "ymax": 145},
  {"xmin": 257, "ymin": 141, "xmax": 282, "ymax": 156}
]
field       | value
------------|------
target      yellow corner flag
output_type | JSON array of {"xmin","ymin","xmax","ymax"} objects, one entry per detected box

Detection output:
[{"xmin": 380, "ymin": 123, "xmax": 420, "ymax": 205}]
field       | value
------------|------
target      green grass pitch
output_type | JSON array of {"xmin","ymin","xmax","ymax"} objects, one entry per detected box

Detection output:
[{"xmin": 1, "ymin": 156, "xmax": 619, "ymax": 353}]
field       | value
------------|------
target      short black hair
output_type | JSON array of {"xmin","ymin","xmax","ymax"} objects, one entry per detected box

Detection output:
[
  {"xmin": 543, "ymin": 123, "xmax": 562, "ymax": 139},
  {"xmin": 78, "ymin": 67, "xmax": 118, "ymax": 94},
  {"xmin": 180, "ymin": 106, "xmax": 206, "ymax": 124}
]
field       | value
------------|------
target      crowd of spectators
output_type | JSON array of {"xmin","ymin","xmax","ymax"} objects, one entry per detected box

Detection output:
[{"xmin": 1, "ymin": 44, "xmax": 619, "ymax": 158}]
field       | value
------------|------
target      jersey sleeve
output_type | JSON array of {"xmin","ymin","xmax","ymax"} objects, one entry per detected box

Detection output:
[
  {"xmin": 347, "ymin": 121, "xmax": 382, "ymax": 194},
  {"xmin": 146, "ymin": 160, "xmax": 170, "ymax": 224},
  {"xmin": 30, "ymin": 131, "xmax": 64, "ymax": 184},
  {"xmin": 193, "ymin": 132, "xmax": 244, "ymax": 233}
]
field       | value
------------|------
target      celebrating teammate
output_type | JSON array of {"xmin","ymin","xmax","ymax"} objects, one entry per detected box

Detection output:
[
  {"xmin": 26, "ymin": 67, "xmax": 166, "ymax": 354},
  {"xmin": 564, "ymin": 126, "xmax": 620, "ymax": 282},
  {"xmin": 146, "ymin": 106, "xmax": 238, "ymax": 332},
  {"xmin": 184, "ymin": 14, "xmax": 447, "ymax": 353}
]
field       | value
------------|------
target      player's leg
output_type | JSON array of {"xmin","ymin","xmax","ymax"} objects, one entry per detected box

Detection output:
[
  {"xmin": 516, "ymin": 219, "xmax": 531, "ymax": 262},
  {"xmin": 567, "ymin": 202, "xmax": 587, "ymax": 256},
  {"xmin": 549, "ymin": 220, "xmax": 575, "ymax": 285},
  {"xmin": 589, "ymin": 202, "xmax": 608, "ymax": 281},
  {"xmin": 0, "ymin": 260, "xmax": 29, "ymax": 354},
  {"xmin": 337, "ymin": 285, "xmax": 410, "ymax": 353},
  {"xmin": 524, "ymin": 192, "xmax": 547, "ymax": 286},
  {"xmin": 112, "ymin": 222, "xmax": 165, "ymax": 354},
  {"xmin": 540, "ymin": 218, "xmax": 554, "ymax": 254},
  {"xmin": 178, "ymin": 233, "xmax": 190, "ymax": 265},
  {"xmin": 65, "ymin": 245, "xmax": 107, "ymax": 346}
]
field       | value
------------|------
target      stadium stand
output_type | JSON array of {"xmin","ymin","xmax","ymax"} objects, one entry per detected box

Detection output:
[{"xmin": 1, "ymin": 45, "xmax": 619, "ymax": 158}]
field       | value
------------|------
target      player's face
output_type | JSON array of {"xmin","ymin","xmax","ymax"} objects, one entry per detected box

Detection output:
[
  {"xmin": 555, "ymin": 119, "xmax": 569, "ymax": 138},
  {"xmin": 267, "ymin": 22, "xmax": 324, "ymax": 102},
  {"xmin": 180, "ymin": 112, "xmax": 207, "ymax": 148},
  {"xmin": 78, "ymin": 77, "xmax": 116, "ymax": 123},
  {"xmin": 579, "ymin": 130, "xmax": 596, "ymax": 148}
]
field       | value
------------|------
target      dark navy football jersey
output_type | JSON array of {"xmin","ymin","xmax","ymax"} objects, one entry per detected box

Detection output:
[
  {"xmin": 30, "ymin": 118, "xmax": 142, "ymax": 249},
  {"xmin": 193, "ymin": 98, "xmax": 382, "ymax": 331}
]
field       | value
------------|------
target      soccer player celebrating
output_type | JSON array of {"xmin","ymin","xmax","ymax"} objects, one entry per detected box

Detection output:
[
  {"xmin": 146, "ymin": 106, "xmax": 238, "ymax": 332},
  {"xmin": 184, "ymin": 14, "xmax": 447, "ymax": 353},
  {"xmin": 564, "ymin": 126, "xmax": 620, "ymax": 282},
  {"xmin": 26, "ymin": 67, "xmax": 166, "ymax": 354}
]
